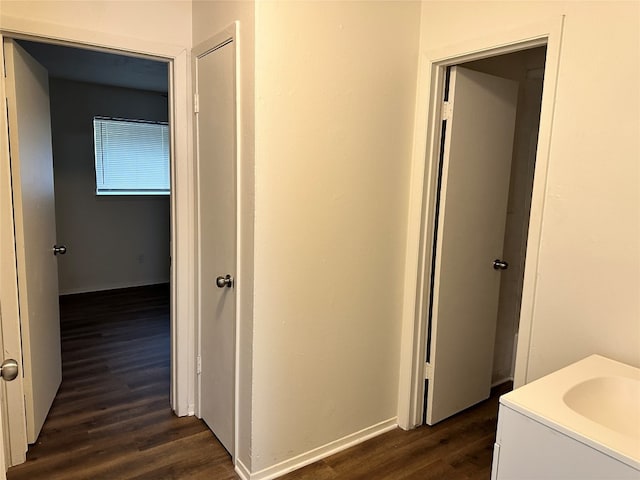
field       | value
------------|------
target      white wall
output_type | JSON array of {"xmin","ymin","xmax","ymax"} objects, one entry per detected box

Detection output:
[
  {"xmin": 419, "ymin": 1, "xmax": 640, "ymax": 382},
  {"xmin": 192, "ymin": 0, "xmax": 255, "ymax": 471},
  {"xmin": 252, "ymin": 1, "xmax": 420, "ymax": 474},
  {"xmin": 0, "ymin": 0, "xmax": 192, "ymax": 48},
  {"xmin": 50, "ymin": 79, "xmax": 170, "ymax": 294}
]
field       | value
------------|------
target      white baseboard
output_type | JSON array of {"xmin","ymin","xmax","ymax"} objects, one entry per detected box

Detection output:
[
  {"xmin": 235, "ymin": 459, "xmax": 251, "ymax": 480},
  {"xmin": 59, "ymin": 279, "xmax": 169, "ymax": 296},
  {"xmin": 246, "ymin": 417, "xmax": 398, "ymax": 480},
  {"xmin": 492, "ymin": 376, "xmax": 514, "ymax": 388}
]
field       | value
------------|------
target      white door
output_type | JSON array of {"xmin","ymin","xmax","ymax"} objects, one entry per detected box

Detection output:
[
  {"xmin": 194, "ymin": 30, "xmax": 237, "ymax": 455},
  {"xmin": 426, "ymin": 66, "xmax": 518, "ymax": 425},
  {"xmin": 0, "ymin": 309, "xmax": 14, "ymax": 479},
  {"xmin": 0, "ymin": 328, "xmax": 9, "ymax": 480},
  {"xmin": 3, "ymin": 39, "xmax": 62, "ymax": 443}
]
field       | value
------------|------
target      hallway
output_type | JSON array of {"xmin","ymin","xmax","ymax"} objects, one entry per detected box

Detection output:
[
  {"xmin": 7, "ymin": 284, "xmax": 505, "ymax": 479},
  {"xmin": 279, "ymin": 385, "xmax": 507, "ymax": 480}
]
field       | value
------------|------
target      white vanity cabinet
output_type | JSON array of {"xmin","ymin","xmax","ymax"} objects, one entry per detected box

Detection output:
[
  {"xmin": 490, "ymin": 355, "xmax": 640, "ymax": 480},
  {"xmin": 491, "ymin": 405, "xmax": 639, "ymax": 479}
]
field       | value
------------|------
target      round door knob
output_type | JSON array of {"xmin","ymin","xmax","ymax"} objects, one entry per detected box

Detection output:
[
  {"xmin": 216, "ymin": 274, "xmax": 234, "ymax": 288},
  {"xmin": 493, "ymin": 259, "xmax": 509, "ymax": 270},
  {"xmin": 53, "ymin": 245, "xmax": 67, "ymax": 255},
  {"xmin": 0, "ymin": 359, "xmax": 19, "ymax": 382}
]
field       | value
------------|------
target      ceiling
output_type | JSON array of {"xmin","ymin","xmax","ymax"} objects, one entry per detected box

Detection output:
[{"xmin": 18, "ymin": 40, "xmax": 168, "ymax": 93}]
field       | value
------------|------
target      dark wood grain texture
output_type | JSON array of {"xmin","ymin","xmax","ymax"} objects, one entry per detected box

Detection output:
[
  {"xmin": 279, "ymin": 383, "xmax": 509, "ymax": 480},
  {"xmin": 7, "ymin": 284, "xmax": 238, "ymax": 480},
  {"xmin": 7, "ymin": 284, "xmax": 506, "ymax": 479}
]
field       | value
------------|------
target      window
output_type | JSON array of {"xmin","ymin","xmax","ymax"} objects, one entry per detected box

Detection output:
[{"xmin": 93, "ymin": 117, "xmax": 170, "ymax": 195}]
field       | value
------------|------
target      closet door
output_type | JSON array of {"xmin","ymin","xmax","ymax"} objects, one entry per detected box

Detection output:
[{"xmin": 193, "ymin": 28, "xmax": 237, "ymax": 455}]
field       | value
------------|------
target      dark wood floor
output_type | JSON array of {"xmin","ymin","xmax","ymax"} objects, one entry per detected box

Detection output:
[
  {"xmin": 7, "ymin": 284, "xmax": 506, "ymax": 479},
  {"xmin": 7, "ymin": 284, "xmax": 237, "ymax": 480},
  {"xmin": 281, "ymin": 384, "xmax": 510, "ymax": 480}
]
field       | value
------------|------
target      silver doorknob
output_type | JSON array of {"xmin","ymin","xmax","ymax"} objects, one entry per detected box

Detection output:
[
  {"xmin": 216, "ymin": 274, "xmax": 234, "ymax": 288},
  {"xmin": 0, "ymin": 359, "xmax": 18, "ymax": 381},
  {"xmin": 493, "ymin": 259, "xmax": 509, "ymax": 270},
  {"xmin": 53, "ymin": 245, "xmax": 67, "ymax": 255}
]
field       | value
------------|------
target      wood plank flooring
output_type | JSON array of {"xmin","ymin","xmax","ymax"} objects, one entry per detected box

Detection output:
[
  {"xmin": 7, "ymin": 284, "xmax": 507, "ymax": 479},
  {"xmin": 281, "ymin": 383, "xmax": 510, "ymax": 480},
  {"xmin": 7, "ymin": 284, "xmax": 238, "ymax": 480}
]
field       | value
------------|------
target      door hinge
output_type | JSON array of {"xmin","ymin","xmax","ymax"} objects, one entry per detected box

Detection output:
[
  {"xmin": 441, "ymin": 101, "xmax": 453, "ymax": 121},
  {"xmin": 424, "ymin": 362, "xmax": 433, "ymax": 380},
  {"xmin": 196, "ymin": 355, "xmax": 202, "ymax": 375},
  {"xmin": 193, "ymin": 93, "xmax": 199, "ymax": 114}
]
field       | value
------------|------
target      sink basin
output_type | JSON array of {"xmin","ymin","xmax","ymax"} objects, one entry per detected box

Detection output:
[
  {"xmin": 499, "ymin": 354, "xmax": 640, "ymax": 470},
  {"xmin": 563, "ymin": 376, "xmax": 640, "ymax": 438}
]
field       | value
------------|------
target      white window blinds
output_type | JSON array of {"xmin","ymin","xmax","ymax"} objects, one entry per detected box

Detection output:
[{"xmin": 93, "ymin": 117, "xmax": 170, "ymax": 195}]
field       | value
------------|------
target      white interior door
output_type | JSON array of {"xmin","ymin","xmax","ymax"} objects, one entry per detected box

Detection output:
[
  {"xmin": 0, "ymin": 331, "xmax": 8, "ymax": 480},
  {"xmin": 426, "ymin": 66, "xmax": 518, "ymax": 425},
  {"xmin": 3, "ymin": 39, "xmax": 62, "ymax": 443},
  {"xmin": 0, "ymin": 299, "xmax": 16, "ymax": 479},
  {"xmin": 0, "ymin": 307, "xmax": 12, "ymax": 478},
  {"xmin": 194, "ymin": 31, "xmax": 237, "ymax": 455}
]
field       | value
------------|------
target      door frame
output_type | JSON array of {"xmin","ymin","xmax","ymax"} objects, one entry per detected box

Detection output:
[
  {"xmin": 397, "ymin": 16, "xmax": 565, "ymax": 429},
  {"xmin": 0, "ymin": 15, "xmax": 196, "ymax": 464}
]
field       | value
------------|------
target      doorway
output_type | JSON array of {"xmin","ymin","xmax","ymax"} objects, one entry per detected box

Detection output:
[
  {"xmin": 397, "ymin": 16, "xmax": 565, "ymax": 431},
  {"xmin": 462, "ymin": 47, "xmax": 547, "ymax": 389},
  {"xmin": 17, "ymin": 39, "xmax": 172, "ymax": 300},
  {"xmin": 0, "ymin": 34, "xmax": 185, "ymax": 468},
  {"xmin": 423, "ymin": 46, "xmax": 546, "ymax": 425}
]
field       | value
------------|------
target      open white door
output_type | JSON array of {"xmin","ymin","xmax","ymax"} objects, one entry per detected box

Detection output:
[
  {"xmin": 426, "ymin": 66, "xmax": 518, "ymax": 425},
  {"xmin": 0, "ymin": 308, "xmax": 14, "ymax": 479},
  {"xmin": 3, "ymin": 39, "xmax": 62, "ymax": 443},
  {"xmin": 194, "ymin": 27, "xmax": 237, "ymax": 455},
  {"xmin": 0, "ymin": 332, "xmax": 9, "ymax": 480}
]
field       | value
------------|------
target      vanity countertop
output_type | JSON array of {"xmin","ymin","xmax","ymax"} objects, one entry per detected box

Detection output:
[{"xmin": 500, "ymin": 354, "xmax": 640, "ymax": 470}]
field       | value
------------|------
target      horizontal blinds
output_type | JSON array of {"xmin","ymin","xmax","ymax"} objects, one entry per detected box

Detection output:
[{"xmin": 94, "ymin": 117, "xmax": 170, "ymax": 194}]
